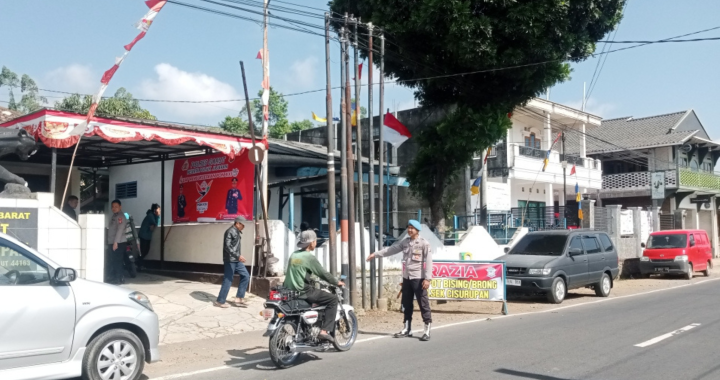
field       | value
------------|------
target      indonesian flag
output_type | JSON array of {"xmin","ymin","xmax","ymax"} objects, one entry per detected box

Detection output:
[
  {"xmin": 570, "ymin": 165, "xmax": 577, "ymax": 176},
  {"xmin": 69, "ymin": 0, "xmax": 167, "ymax": 135},
  {"xmin": 383, "ymin": 112, "xmax": 411, "ymax": 147}
]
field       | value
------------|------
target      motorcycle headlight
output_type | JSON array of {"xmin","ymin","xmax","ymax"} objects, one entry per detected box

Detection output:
[
  {"xmin": 674, "ymin": 255, "xmax": 689, "ymax": 262},
  {"xmin": 528, "ymin": 268, "xmax": 552, "ymax": 276}
]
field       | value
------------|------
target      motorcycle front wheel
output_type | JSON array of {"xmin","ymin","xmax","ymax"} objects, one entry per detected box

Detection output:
[
  {"xmin": 332, "ymin": 310, "xmax": 358, "ymax": 352},
  {"xmin": 269, "ymin": 322, "xmax": 299, "ymax": 369}
]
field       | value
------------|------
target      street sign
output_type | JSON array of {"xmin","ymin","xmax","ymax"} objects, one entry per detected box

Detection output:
[
  {"xmin": 651, "ymin": 172, "xmax": 665, "ymax": 200},
  {"xmin": 690, "ymin": 195, "xmax": 712, "ymax": 204},
  {"xmin": 248, "ymin": 145, "xmax": 265, "ymax": 165}
]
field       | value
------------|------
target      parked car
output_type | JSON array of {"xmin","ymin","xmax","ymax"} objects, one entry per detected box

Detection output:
[
  {"xmin": 0, "ymin": 233, "xmax": 159, "ymax": 380},
  {"xmin": 499, "ymin": 230, "xmax": 620, "ymax": 304},
  {"xmin": 640, "ymin": 229, "xmax": 712, "ymax": 279}
]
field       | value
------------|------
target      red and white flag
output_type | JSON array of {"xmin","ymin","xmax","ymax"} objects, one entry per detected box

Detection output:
[
  {"xmin": 383, "ymin": 112, "xmax": 411, "ymax": 147},
  {"xmin": 70, "ymin": 0, "xmax": 167, "ymax": 135},
  {"xmin": 570, "ymin": 165, "xmax": 577, "ymax": 176}
]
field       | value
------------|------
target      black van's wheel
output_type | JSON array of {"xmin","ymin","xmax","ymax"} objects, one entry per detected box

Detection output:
[
  {"xmin": 594, "ymin": 273, "xmax": 611, "ymax": 297},
  {"xmin": 703, "ymin": 261, "xmax": 712, "ymax": 277},
  {"xmin": 82, "ymin": 329, "xmax": 145, "ymax": 380},
  {"xmin": 685, "ymin": 264, "xmax": 693, "ymax": 280},
  {"xmin": 546, "ymin": 277, "xmax": 566, "ymax": 304}
]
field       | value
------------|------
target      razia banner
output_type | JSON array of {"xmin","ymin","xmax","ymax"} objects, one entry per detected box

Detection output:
[
  {"xmin": 172, "ymin": 152, "xmax": 254, "ymax": 223},
  {"xmin": 428, "ymin": 260, "xmax": 507, "ymax": 303}
]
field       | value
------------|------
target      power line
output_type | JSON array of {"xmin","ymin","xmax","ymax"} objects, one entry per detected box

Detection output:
[{"xmin": 601, "ymin": 37, "xmax": 720, "ymax": 43}]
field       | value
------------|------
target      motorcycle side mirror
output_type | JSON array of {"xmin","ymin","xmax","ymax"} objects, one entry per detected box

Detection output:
[{"xmin": 339, "ymin": 274, "xmax": 347, "ymax": 281}]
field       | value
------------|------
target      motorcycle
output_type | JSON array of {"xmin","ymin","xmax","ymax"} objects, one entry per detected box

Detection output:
[{"xmin": 262, "ymin": 275, "xmax": 358, "ymax": 368}]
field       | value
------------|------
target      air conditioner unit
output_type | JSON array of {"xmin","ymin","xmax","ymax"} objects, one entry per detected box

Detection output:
[
  {"xmin": 524, "ymin": 127, "xmax": 531, "ymax": 132},
  {"xmin": 703, "ymin": 202, "xmax": 711, "ymax": 209}
]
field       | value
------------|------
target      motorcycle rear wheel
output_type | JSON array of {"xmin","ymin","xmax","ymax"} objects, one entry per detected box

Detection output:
[
  {"xmin": 269, "ymin": 322, "xmax": 299, "ymax": 369},
  {"xmin": 332, "ymin": 310, "xmax": 358, "ymax": 352}
]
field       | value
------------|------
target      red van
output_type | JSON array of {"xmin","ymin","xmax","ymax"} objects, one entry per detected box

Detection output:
[{"xmin": 640, "ymin": 230, "xmax": 713, "ymax": 279}]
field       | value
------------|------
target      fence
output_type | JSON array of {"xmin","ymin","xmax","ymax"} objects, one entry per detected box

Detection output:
[
  {"xmin": 660, "ymin": 214, "xmax": 675, "ymax": 230},
  {"xmin": 594, "ymin": 206, "xmax": 609, "ymax": 233}
]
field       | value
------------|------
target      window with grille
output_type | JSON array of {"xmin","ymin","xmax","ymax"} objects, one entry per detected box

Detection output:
[{"xmin": 115, "ymin": 181, "xmax": 137, "ymax": 199}]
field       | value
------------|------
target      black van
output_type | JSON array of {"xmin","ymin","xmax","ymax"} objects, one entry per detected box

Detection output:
[{"xmin": 499, "ymin": 230, "xmax": 620, "ymax": 304}]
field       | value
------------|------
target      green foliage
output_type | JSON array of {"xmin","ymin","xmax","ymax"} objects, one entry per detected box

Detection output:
[
  {"xmin": 218, "ymin": 116, "xmax": 249, "ymax": 135},
  {"xmin": 0, "ymin": 66, "xmax": 47, "ymax": 114},
  {"xmin": 350, "ymin": 98, "xmax": 367, "ymax": 119},
  {"xmin": 55, "ymin": 88, "xmax": 156, "ymax": 120},
  {"xmin": 290, "ymin": 119, "xmax": 314, "ymax": 133},
  {"xmin": 330, "ymin": 0, "xmax": 624, "ymax": 229}
]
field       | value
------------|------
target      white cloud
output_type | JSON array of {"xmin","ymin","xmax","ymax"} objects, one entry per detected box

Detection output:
[
  {"xmin": 286, "ymin": 56, "xmax": 319, "ymax": 89},
  {"xmin": 139, "ymin": 63, "xmax": 241, "ymax": 119},
  {"xmin": 44, "ymin": 64, "xmax": 96, "ymax": 94}
]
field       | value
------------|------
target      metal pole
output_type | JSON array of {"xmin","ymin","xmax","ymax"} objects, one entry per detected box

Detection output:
[
  {"xmin": 50, "ymin": 148, "xmax": 57, "ymax": 204},
  {"xmin": 345, "ymin": 16, "xmax": 357, "ymax": 306},
  {"xmin": 367, "ymin": 22, "xmax": 377, "ymax": 309},
  {"xmin": 354, "ymin": 17, "xmax": 367, "ymax": 309},
  {"xmin": 160, "ymin": 156, "xmax": 165, "ymax": 269},
  {"xmin": 261, "ymin": 0, "xmax": 270, "ymax": 217},
  {"xmin": 377, "ymin": 32, "xmax": 385, "ymax": 301},
  {"xmin": 339, "ymin": 24, "xmax": 350, "ymax": 301},
  {"xmin": 324, "ymin": 13, "xmax": 338, "ymax": 276},
  {"xmin": 278, "ymin": 186, "xmax": 284, "ymax": 220},
  {"xmin": 563, "ymin": 133, "xmax": 568, "ymax": 225}
]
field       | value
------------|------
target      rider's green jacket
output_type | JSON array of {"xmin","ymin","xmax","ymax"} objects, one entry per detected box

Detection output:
[{"xmin": 283, "ymin": 249, "xmax": 338, "ymax": 291}]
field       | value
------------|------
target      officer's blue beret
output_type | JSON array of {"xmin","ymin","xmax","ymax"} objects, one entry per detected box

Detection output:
[{"xmin": 408, "ymin": 219, "xmax": 422, "ymax": 231}]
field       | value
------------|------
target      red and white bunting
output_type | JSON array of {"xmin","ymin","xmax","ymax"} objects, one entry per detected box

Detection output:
[
  {"xmin": 69, "ymin": 0, "xmax": 167, "ymax": 136},
  {"xmin": 383, "ymin": 112, "xmax": 412, "ymax": 147}
]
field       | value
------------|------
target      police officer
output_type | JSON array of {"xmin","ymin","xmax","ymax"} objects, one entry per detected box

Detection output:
[
  {"xmin": 106, "ymin": 199, "xmax": 128, "ymax": 284},
  {"xmin": 367, "ymin": 219, "xmax": 433, "ymax": 341},
  {"xmin": 225, "ymin": 178, "xmax": 242, "ymax": 215}
]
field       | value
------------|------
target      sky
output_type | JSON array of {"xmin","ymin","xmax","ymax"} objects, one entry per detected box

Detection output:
[{"xmin": 1, "ymin": 0, "xmax": 720, "ymax": 137}]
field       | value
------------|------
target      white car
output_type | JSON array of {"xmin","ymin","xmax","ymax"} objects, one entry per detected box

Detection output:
[{"xmin": 0, "ymin": 233, "xmax": 159, "ymax": 380}]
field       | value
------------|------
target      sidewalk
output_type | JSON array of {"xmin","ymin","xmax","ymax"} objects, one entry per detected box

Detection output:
[{"xmin": 121, "ymin": 273, "xmax": 268, "ymax": 345}]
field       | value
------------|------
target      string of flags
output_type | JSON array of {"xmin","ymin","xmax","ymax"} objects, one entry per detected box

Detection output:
[
  {"xmin": 542, "ymin": 132, "xmax": 562, "ymax": 172},
  {"xmin": 69, "ymin": 0, "xmax": 167, "ymax": 135}
]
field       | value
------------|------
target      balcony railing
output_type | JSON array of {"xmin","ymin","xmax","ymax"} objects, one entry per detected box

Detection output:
[
  {"xmin": 518, "ymin": 146, "xmax": 546, "ymax": 159},
  {"xmin": 602, "ymin": 170, "xmax": 677, "ymax": 191},
  {"xmin": 516, "ymin": 146, "xmax": 597, "ymax": 169},
  {"xmin": 679, "ymin": 168, "xmax": 720, "ymax": 191}
]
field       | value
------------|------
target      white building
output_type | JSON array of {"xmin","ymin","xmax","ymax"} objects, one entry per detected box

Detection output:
[{"xmin": 480, "ymin": 98, "xmax": 602, "ymax": 227}]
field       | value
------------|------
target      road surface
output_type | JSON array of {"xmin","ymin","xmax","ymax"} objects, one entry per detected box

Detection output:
[{"xmin": 146, "ymin": 277, "xmax": 720, "ymax": 380}]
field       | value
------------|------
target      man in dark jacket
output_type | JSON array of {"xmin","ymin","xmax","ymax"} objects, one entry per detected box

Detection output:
[
  {"xmin": 214, "ymin": 217, "xmax": 250, "ymax": 308},
  {"xmin": 63, "ymin": 195, "xmax": 79, "ymax": 221},
  {"xmin": 138, "ymin": 203, "xmax": 160, "ymax": 271}
]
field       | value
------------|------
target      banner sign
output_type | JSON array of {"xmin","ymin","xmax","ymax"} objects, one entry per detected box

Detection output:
[
  {"xmin": 651, "ymin": 172, "xmax": 665, "ymax": 200},
  {"xmin": 0, "ymin": 208, "xmax": 39, "ymax": 271},
  {"xmin": 429, "ymin": 260, "xmax": 506, "ymax": 302},
  {"xmin": 172, "ymin": 152, "xmax": 254, "ymax": 223}
]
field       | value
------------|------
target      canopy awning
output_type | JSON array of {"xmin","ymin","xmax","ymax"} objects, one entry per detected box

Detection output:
[{"xmin": 0, "ymin": 109, "xmax": 262, "ymax": 166}]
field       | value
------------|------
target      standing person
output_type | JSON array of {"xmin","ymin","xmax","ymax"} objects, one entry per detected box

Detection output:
[
  {"xmin": 367, "ymin": 220, "xmax": 433, "ymax": 341},
  {"xmin": 284, "ymin": 229, "xmax": 345, "ymax": 342},
  {"xmin": 138, "ymin": 203, "xmax": 160, "ymax": 271},
  {"xmin": 177, "ymin": 184, "xmax": 186, "ymax": 218},
  {"xmin": 106, "ymin": 200, "xmax": 128, "ymax": 285},
  {"xmin": 63, "ymin": 195, "xmax": 79, "ymax": 221},
  {"xmin": 214, "ymin": 217, "xmax": 250, "ymax": 308},
  {"xmin": 225, "ymin": 178, "xmax": 242, "ymax": 215}
]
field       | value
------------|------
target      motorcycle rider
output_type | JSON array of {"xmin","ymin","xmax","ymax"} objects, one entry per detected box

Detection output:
[
  {"xmin": 284, "ymin": 229, "xmax": 345, "ymax": 342},
  {"xmin": 367, "ymin": 219, "xmax": 433, "ymax": 341}
]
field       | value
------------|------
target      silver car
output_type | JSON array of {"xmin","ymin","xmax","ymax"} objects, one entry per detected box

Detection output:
[{"xmin": 0, "ymin": 233, "xmax": 159, "ymax": 380}]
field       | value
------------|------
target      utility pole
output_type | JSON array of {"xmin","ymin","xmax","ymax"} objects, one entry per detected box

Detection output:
[
  {"xmin": 377, "ymin": 31, "xmax": 385, "ymax": 301},
  {"xmin": 339, "ymin": 22, "xmax": 350, "ymax": 302},
  {"xmin": 353, "ymin": 16, "xmax": 366, "ymax": 309},
  {"xmin": 345, "ymin": 15, "xmax": 357, "ymax": 306},
  {"xmin": 367, "ymin": 22, "xmax": 377, "ymax": 309},
  {"xmin": 324, "ymin": 13, "xmax": 337, "ymax": 276},
  {"xmin": 562, "ymin": 133, "xmax": 568, "ymax": 225},
  {"xmin": 261, "ymin": 0, "xmax": 270, "ymax": 216}
]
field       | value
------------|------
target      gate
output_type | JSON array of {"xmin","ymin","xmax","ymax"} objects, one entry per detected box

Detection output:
[
  {"xmin": 660, "ymin": 214, "xmax": 675, "ymax": 230},
  {"xmin": 594, "ymin": 207, "xmax": 609, "ymax": 232}
]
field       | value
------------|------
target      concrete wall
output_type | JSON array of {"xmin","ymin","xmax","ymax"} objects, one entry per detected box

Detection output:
[
  {"xmin": 109, "ymin": 161, "xmax": 173, "ymax": 227},
  {"xmin": 0, "ymin": 192, "xmax": 104, "ymax": 281},
  {"xmin": 0, "ymin": 161, "xmax": 81, "ymax": 208}
]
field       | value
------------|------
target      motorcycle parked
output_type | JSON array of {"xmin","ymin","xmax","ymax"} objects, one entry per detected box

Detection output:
[{"xmin": 262, "ymin": 275, "xmax": 358, "ymax": 368}]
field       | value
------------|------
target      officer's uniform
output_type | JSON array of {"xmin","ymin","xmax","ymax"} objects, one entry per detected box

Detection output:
[
  {"xmin": 177, "ymin": 194, "xmax": 187, "ymax": 218},
  {"xmin": 225, "ymin": 188, "xmax": 242, "ymax": 214},
  {"xmin": 375, "ymin": 233, "xmax": 433, "ymax": 328},
  {"xmin": 107, "ymin": 212, "xmax": 128, "ymax": 284}
]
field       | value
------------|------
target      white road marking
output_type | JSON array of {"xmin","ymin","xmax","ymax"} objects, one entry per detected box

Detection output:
[
  {"xmin": 634, "ymin": 323, "xmax": 701, "ymax": 348},
  {"xmin": 149, "ymin": 277, "xmax": 720, "ymax": 380}
]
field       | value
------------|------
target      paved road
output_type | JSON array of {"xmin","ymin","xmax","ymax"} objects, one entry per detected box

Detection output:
[{"xmin": 149, "ymin": 278, "xmax": 720, "ymax": 380}]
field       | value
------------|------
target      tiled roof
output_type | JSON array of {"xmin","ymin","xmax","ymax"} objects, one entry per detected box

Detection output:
[
  {"xmin": 586, "ymin": 111, "xmax": 694, "ymax": 153},
  {"xmin": 0, "ymin": 107, "xmax": 21, "ymax": 123}
]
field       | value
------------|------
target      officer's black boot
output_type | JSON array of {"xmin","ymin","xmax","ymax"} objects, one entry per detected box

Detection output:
[
  {"xmin": 420, "ymin": 323, "xmax": 431, "ymax": 341},
  {"xmin": 394, "ymin": 320, "xmax": 412, "ymax": 338}
]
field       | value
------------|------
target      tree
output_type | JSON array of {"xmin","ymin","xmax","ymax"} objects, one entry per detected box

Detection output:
[
  {"xmin": 330, "ymin": 0, "xmax": 624, "ymax": 231},
  {"xmin": 55, "ymin": 88, "xmax": 156, "ymax": 120},
  {"xmin": 290, "ymin": 119, "xmax": 313, "ymax": 133},
  {"xmin": 350, "ymin": 98, "xmax": 367, "ymax": 119},
  {"xmin": 218, "ymin": 116, "xmax": 249, "ymax": 135},
  {"xmin": 0, "ymin": 66, "xmax": 47, "ymax": 114}
]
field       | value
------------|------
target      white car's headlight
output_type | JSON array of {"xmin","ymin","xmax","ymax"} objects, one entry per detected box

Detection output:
[
  {"xmin": 528, "ymin": 268, "xmax": 552, "ymax": 276},
  {"xmin": 674, "ymin": 255, "xmax": 689, "ymax": 262},
  {"xmin": 129, "ymin": 291, "xmax": 154, "ymax": 312},
  {"xmin": 640, "ymin": 256, "xmax": 650, "ymax": 262}
]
